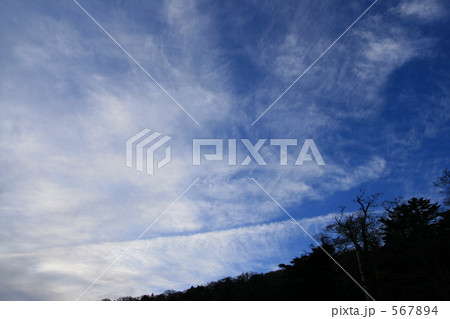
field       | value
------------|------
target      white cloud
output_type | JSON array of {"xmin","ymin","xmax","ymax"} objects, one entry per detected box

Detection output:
[
  {"xmin": 0, "ymin": 214, "xmax": 336, "ymax": 300},
  {"xmin": 396, "ymin": 0, "xmax": 445, "ymax": 21}
]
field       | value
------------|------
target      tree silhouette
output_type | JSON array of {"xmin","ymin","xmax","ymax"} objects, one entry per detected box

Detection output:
[
  {"xmin": 379, "ymin": 198, "xmax": 449, "ymax": 299},
  {"xmin": 434, "ymin": 169, "xmax": 450, "ymax": 206},
  {"xmin": 111, "ymin": 173, "xmax": 450, "ymax": 301},
  {"xmin": 325, "ymin": 188, "xmax": 381, "ymax": 299},
  {"xmin": 381, "ymin": 198, "xmax": 440, "ymax": 246}
]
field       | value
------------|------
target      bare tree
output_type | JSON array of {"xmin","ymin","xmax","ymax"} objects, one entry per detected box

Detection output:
[
  {"xmin": 434, "ymin": 169, "xmax": 450, "ymax": 206},
  {"xmin": 326, "ymin": 187, "xmax": 381, "ymax": 300}
]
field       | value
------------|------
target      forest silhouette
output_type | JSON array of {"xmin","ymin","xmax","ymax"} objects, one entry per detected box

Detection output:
[{"xmin": 109, "ymin": 170, "xmax": 450, "ymax": 301}]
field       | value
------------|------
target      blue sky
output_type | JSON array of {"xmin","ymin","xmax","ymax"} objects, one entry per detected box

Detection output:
[{"xmin": 0, "ymin": 0, "xmax": 449, "ymax": 300}]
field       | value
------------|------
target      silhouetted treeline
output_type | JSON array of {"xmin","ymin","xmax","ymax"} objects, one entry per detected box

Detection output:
[{"xmin": 111, "ymin": 170, "xmax": 450, "ymax": 301}]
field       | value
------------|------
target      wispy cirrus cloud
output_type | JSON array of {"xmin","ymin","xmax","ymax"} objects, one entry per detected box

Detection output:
[
  {"xmin": 395, "ymin": 0, "xmax": 446, "ymax": 21},
  {"xmin": 0, "ymin": 214, "xmax": 336, "ymax": 300}
]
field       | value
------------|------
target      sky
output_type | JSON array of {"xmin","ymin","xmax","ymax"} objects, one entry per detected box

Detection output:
[{"xmin": 0, "ymin": 0, "xmax": 449, "ymax": 300}]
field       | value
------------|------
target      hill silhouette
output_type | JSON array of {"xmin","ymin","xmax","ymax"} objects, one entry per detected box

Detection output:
[{"xmin": 109, "ymin": 171, "xmax": 450, "ymax": 301}]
